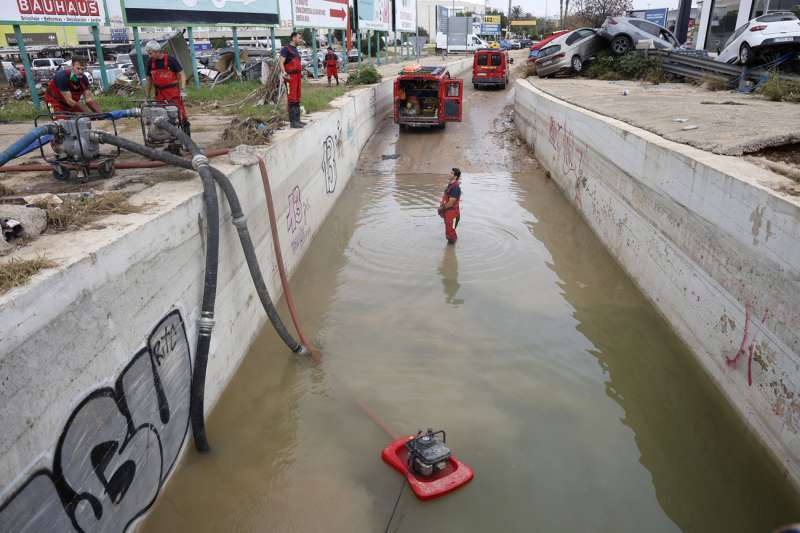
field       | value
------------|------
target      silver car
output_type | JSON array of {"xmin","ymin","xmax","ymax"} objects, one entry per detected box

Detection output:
[
  {"xmin": 535, "ymin": 28, "xmax": 605, "ymax": 77},
  {"xmin": 599, "ymin": 16, "xmax": 680, "ymax": 55}
]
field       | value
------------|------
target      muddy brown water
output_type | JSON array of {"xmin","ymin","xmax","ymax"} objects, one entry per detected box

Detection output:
[{"xmin": 143, "ymin": 80, "xmax": 800, "ymax": 532}]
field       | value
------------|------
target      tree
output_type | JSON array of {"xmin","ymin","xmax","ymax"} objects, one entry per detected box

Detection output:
[
  {"xmin": 572, "ymin": 0, "xmax": 633, "ymax": 27},
  {"xmin": 417, "ymin": 26, "xmax": 429, "ymax": 37},
  {"xmin": 510, "ymin": 5, "xmax": 524, "ymax": 19}
]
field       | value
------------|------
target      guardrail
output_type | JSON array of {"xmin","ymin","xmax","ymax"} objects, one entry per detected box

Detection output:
[{"xmin": 644, "ymin": 48, "xmax": 800, "ymax": 89}]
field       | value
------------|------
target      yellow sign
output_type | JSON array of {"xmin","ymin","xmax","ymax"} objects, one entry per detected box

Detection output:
[
  {"xmin": 510, "ymin": 20, "xmax": 537, "ymax": 26},
  {"xmin": 484, "ymin": 15, "xmax": 501, "ymax": 24}
]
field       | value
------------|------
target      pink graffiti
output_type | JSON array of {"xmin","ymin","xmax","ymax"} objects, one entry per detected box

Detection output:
[
  {"xmin": 286, "ymin": 186, "xmax": 303, "ymax": 234},
  {"xmin": 549, "ymin": 116, "xmax": 586, "ymax": 179},
  {"xmin": 726, "ymin": 304, "xmax": 769, "ymax": 386},
  {"xmin": 548, "ymin": 117, "xmax": 562, "ymax": 151}
]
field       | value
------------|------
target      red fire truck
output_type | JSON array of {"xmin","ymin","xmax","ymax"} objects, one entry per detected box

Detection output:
[{"xmin": 393, "ymin": 65, "xmax": 463, "ymax": 129}]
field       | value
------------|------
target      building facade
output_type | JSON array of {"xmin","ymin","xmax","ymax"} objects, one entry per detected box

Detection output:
[{"xmin": 417, "ymin": 0, "xmax": 488, "ymax": 38}]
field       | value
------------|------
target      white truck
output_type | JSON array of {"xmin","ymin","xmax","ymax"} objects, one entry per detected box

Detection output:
[{"xmin": 436, "ymin": 32, "xmax": 490, "ymax": 53}]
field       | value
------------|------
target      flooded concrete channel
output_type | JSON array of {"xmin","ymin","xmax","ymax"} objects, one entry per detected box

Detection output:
[{"xmin": 143, "ymin": 79, "xmax": 800, "ymax": 532}]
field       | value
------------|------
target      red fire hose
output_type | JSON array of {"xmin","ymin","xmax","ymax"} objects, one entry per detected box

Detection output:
[
  {"xmin": 0, "ymin": 149, "xmax": 230, "ymax": 173},
  {"xmin": 256, "ymin": 156, "xmax": 320, "ymax": 361}
]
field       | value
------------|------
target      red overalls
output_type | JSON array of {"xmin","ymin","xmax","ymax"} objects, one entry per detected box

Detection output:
[
  {"xmin": 44, "ymin": 69, "xmax": 89, "ymax": 113},
  {"xmin": 283, "ymin": 45, "xmax": 302, "ymax": 105},
  {"xmin": 440, "ymin": 181, "xmax": 461, "ymax": 243},
  {"xmin": 324, "ymin": 51, "xmax": 338, "ymax": 82},
  {"xmin": 150, "ymin": 53, "xmax": 187, "ymax": 122}
]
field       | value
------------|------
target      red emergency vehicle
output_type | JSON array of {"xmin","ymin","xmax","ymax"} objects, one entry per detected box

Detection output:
[
  {"xmin": 393, "ymin": 65, "xmax": 463, "ymax": 129},
  {"xmin": 472, "ymin": 49, "xmax": 511, "ymax": 89}
]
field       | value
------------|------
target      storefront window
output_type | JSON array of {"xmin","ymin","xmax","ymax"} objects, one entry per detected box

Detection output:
[
  {"xmin": 705, "ymin": 0, "xmax": 739, "ymax": 52},
  {"xmin": 751, "ymin": 0, "xmax": 800, "ymax": 18}
]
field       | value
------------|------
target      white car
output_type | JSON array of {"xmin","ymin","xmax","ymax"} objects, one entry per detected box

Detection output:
[{"xmin": 716, "ymin": 11, "xmax": 800, "ymax": 65}]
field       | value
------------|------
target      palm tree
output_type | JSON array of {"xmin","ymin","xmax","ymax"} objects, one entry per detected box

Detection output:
[{"xmin": 510, "ymin": 5, "xmax": 524, "ymax": 19}]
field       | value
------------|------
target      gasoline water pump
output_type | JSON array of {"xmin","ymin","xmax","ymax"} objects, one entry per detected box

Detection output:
[
  {"xmin": 405, "ymin": 429, "xmax": 451, "ymax": 477},
  {"xmin": 35, "ymin": 111, "xmax": 120, "ymax": 181},
  {"xmin": 139, "ymin": 101, "xmax": 182, "ymax": 154}
]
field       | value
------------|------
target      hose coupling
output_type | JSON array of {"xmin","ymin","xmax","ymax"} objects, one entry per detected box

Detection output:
[
  {"xmin": 192, "ymin": 154, "xmax": 210, "ymax": 170},
  {"xmin": 88, "ymin": 130, "xmax": 106, "ymax": 143},
  {"xmin": 197, "ymin": 312, "xmax": 215, "ymax": 335},
  {"xmin": 232, "ymin": 215, "xmax": 247, "ymax": 229}
]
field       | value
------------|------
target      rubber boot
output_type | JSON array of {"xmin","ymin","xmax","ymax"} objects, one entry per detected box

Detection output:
[
  {"xmin": 182, "ymin": 120, "xmax": 191, "ymax": 138},
  {"xmin": 295, "ymin": 103, "xmax": 307, "ymax": 126},
  {"xmin": 290, "ymin": 103, "xmax": 304, "ymax": 129}
]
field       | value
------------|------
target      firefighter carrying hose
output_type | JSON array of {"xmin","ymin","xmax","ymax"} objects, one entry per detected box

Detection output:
[
  {"xmin": 144, "ymin": 41, "xmax": 190, "ymax": 137},
  {"xmin": 438, "ymin": 168, "xmax": 462, "ymax": 244},
  {"xmin": 280, "ymin": 31, "xmax": 306, "ymax": 129},
  {"xmin": 43, "ymin": 57, "xmax": 102, "ymax": 114},
  {"xmin": 324, "ymin": 46, "xmax": 339, "ymax": 87}
]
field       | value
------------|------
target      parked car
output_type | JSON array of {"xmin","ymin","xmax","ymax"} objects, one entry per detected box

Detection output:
[
  {"xmin": 528, "ymin": 30, "xmax": 569, "ymax": 63},
  {"xmin": 599, "ymin": 16, "xmax": 680, "ymax": 55},
  {"xmin": 487, "ymin": 41, "xmax": 502, "ymax": 49},
  {"xmin": 535, "ymin": 28, "xmax": 605, "ymax": 77},
  {"xmin": 507, "ymin": 39, "xmax": 522, "ymax": 49},
  {"xmin": 520, "ymin": 38, "xmax": 534, "ymax": 48},
  {"xmin": 348, "ymin": 48, "xmax": 361, "ymax": 62},
  {"xmin": 31, "ymin": 57, "xmax": 65, "ymax": 83},
  {"xmin": 715, "ymin": 11, "xmax": 800, "ymax": 65},
  {"xmin": 472, "ymin": 48, "xmax": 511, "ymax": 89}
]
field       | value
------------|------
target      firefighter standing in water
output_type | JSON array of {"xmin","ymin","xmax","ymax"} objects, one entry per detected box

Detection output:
[
  {"xmin": 324, "ymin": 46, "xmax": 339, "ymax": 86},
  {"xmin": 144, "ymin": 41, "xmax": 190, "ymax": 137},
  {"xmin": 280, "ymin": 32, "xmax": 306, "ymax": 129},
  {"xmin": 43, "ymin": 57, "xmax": 102, "ymax": 114},
  {"xmin": 438, "ymin": 168, "xmax": 462, "ymax": 244}
]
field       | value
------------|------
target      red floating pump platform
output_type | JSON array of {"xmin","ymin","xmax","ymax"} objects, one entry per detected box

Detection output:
[{"xmin": 381, "ymin": 430, "xmax": 474, "ymax": 501}]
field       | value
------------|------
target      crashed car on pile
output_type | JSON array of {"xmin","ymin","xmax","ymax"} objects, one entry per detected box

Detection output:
[
  {"xmin": 535, "ymin": 28, "xmax": 605, "ymax": 77},
  {"xmin": 598, "ymin": 16, "xmax": 680, "ymax": 55},
  {"xmin": 715, "ymin": 11, "xmax": 800, "ymax": 65}
]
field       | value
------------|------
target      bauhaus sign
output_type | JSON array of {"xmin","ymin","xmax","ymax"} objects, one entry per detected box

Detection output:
[{"xmin": 1, "ymin": 0, "xmax": 105, "ymax": 25}]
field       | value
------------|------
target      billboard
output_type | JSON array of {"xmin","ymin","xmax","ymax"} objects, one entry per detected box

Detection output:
[
  {"xmin": 294, "ymin": 0, "xmax": 347, "ymax": 29},
  {"xmin": 629, "ymin": 8, "xmax": 669, "ymax": 28},
  {"xmin": 481, "ymin": 23, "xmax": 500, "ymax": 35},
  {"xmin": 393, "ymin": 0, "xmax": 416, "ymax": 32},
  {"xmin": 122, "ymin": 0, "xmax": 279, "ymax": 26},
  {"xmin": 447, "ymin": 15, "xmax": 468, "ymax": 46},
  {"xmin": 357, "ymin": 0, "xmax": 390, "ymax": 30},
  {"xmin": 436, "ymin": 5, "xmax": 448, "ymax": 33},
  {"xmin": 1, "ymin": 0, "xmax": 106, "ymax": 26},
  {"xmin": 484, "ymin": 15, "xmax": 500, "ymax": 24}
]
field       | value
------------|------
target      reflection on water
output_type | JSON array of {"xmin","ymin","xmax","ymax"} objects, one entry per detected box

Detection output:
[{"xmin": 143, "ymin": 164, "xmax": 800, "ymax": 533}]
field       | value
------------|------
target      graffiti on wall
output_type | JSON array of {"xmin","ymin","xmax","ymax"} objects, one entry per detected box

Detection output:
[
  {"xmin": 322, "ymin": 120, "xmax": 343, "ymax": 194},
  {"xmin": 0, "ymin": 311, "xmax": 191, "ymax": 533},
  {"xmin": 548, "ymin": 116, "xmax": 588, "ymax": 208},
  {"xmin": 286, "ymin": 185, "xmax": 311, "ymax": 254}
]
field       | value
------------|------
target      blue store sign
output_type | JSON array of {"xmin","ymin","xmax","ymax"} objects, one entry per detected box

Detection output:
[{"xmin": 481, "ymin": 23, "xmax": 501, "ymax": 35}]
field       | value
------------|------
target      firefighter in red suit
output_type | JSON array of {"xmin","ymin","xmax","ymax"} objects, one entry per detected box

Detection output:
[
  {"xmin": 438, "ymin": 168, "xmax": 462, "ymax": 244},
  {"xmin": 324, "ymin": 46, "xmax": 339, "ymax": 86},
  {"xmin": 280, "ymin": 31, "xmax": 306, "ymax": 129},
  {"xmin": 144, "ymin": 41, "xmax": 190, "ymax": 137},
  {"xmin": 43, "ymin": 57, "xmax": 102, "ymax": 114}
]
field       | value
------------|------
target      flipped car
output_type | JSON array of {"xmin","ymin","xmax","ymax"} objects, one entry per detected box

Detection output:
[
  {"xmin": 598, "ymin": 16, "xmax": 680, "ymax": 55},
  {"xmin": 715, "ymin": 11, "xmax": 800, "ymax": 65},
  {"xmin": 535, "ymin": 28, "xmax": 604, "ymax": 77}
]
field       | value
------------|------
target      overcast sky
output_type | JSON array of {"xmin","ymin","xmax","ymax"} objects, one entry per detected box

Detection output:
[{"xmin": 484, "ymin": 0, "xmax": 682, "ymax": 18}]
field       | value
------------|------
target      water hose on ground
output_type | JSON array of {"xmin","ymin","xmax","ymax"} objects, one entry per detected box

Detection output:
[
  {"xmin": 0, "ymin": 125, "xmax": 58, "ymax": 167},
  {"xmin": 0, "ymin": 149, "xmax": 230, "ymax": 173}
]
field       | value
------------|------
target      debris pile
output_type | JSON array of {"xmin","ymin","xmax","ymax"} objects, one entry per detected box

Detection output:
[{"xmin": 221, "ymin": 116, "xmax": 282, "ymax": 147}]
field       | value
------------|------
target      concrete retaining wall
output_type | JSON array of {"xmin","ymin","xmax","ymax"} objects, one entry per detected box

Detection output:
[
  {"xmin": 514, "ymin": 79, "xmax": 800, "ymax": 488},
  {"xmin": 0, "ymin": 58, "xmax": 473, "ymax": 532}
]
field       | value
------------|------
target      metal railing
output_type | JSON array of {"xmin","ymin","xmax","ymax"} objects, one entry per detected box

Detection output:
[{"xmin": 644, "ymin": 48, "xmax": 800, "ymax": 89}]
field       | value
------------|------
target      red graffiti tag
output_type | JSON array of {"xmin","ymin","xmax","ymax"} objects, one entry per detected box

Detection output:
[{"xmin": 726, "ymin": 304, "xmax": 769, "ymax": 386}]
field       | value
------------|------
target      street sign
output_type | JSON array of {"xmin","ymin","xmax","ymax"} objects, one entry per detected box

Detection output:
[
  {"xmin": 2, "ymin": 0, "xmax": 106, "ymax": 26},
  {"xmin": 393, "ymin": 0, "xmax": 416, "ymax": 32},
  {"xmin": 122, "ymin": 0, "xmax": 279, "ymax": 26},
  {"xmin": 294, "ymin": 0, "xmax": 347, "ymax": 29},
  {"xmin": 356, "ymin": 0, "xmax": 390, "ymax": 30},
  {"xmin": 481, "ymin": 23, "xmax": 500, "ymax": 35},
  {"xmin": 484, "ymin": 15, "xmax": 500, "ymax": 24}
]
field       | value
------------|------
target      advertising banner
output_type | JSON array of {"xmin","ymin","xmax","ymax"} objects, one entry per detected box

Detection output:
[
  {"xmin": 629, "ymin": 8, "xmax": 669, "ymax": 28},
  {"xmin": 110, "ymin": 27, "xmax": 129, "ymax": 42},
  {"xmin": 393, "ymin": 0, "xmax": 416, "ymax": 32},
  {"xmin": 5, "ymin": 31, "xmax": 58, "ymax": 45},
  {"xmin": 294, "ymin": 0, "xmax": 347, "ymax": 29},
  {"xmin": 122, "ymin": 0, "xmax": 279, "ymax": 26},
  {"xmin": 484, "ymin": 15, "xmax": 500, "ymax": 24},
  {"xmin": 357, "ymin": 0, "xmax": 390, "ymax": 30},
  {"xmin": 436, "ymin": 5, "xmax": 448, "ymax": 33},
  {"xmin": 1, "ymin": 0, "xmax": 105, "ymax": 26},
  {"xmin": 481, "ymin": 23, "xmax": 500, "ymax": 35}
]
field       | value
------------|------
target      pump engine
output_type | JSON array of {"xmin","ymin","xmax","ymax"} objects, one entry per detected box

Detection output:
[{"xmin": 405, "ymin": 429, "xmax": 451, "ymax": 477}]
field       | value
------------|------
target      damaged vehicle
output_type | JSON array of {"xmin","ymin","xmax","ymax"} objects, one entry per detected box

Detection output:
[
  {"xmin": 715, "ymin": 11, "xmax": 800, "ymax": 65},
  {"xmin": 535, "ymin": 28, "xmax": 605, "ymax": 77},
  {"xmin": 599, "ymin": 16, "xmax": 680, "ymax": 55}
]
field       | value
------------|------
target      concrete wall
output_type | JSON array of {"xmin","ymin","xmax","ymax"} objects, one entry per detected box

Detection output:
[
  {"xmin": 514, "ymin": 79, "xmax": 800, "ymax": 489},
  {"xmin": 0, "ymin": 58, "xmax": 472, "ymax": 532}
]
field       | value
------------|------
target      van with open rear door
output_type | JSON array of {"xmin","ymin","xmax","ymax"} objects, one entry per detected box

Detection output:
[
  {"xmin": 394, "ymin": 65, "xmax": 464, "ymax": 130},
  {"xmin": 472, "ymin": 49, "xmax": 511, "ymax": 89}
]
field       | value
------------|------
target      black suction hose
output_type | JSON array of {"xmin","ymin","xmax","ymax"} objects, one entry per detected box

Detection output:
[
  {"xmin": 94, "ymin": 130, "xmax": 219, "ymax": 453},
  {"xmin": 152, "ymin": 118, "xmax": 304, "ymax": 354}
]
